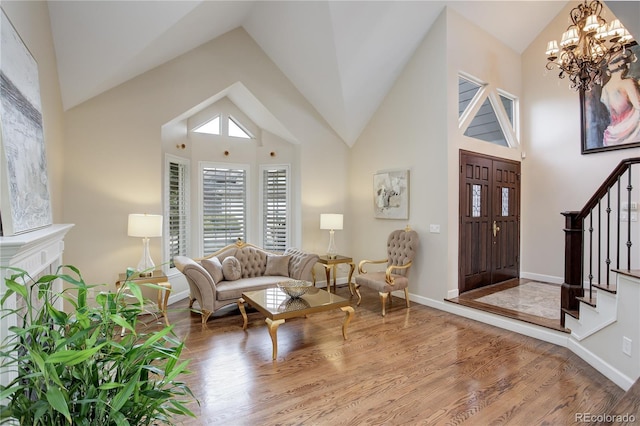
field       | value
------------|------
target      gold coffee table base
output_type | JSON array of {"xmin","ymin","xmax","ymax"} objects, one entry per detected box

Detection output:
[{"xmin": 237, "ymin": 287, "xmax": 355, "ymax": 360}]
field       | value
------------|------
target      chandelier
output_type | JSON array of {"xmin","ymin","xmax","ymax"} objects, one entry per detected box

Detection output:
[{"xmin": 545, "ymin": 0, "xmax": 636, "ymax": 92}]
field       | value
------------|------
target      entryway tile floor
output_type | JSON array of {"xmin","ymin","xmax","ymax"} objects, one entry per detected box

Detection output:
[{"xmin": 445, "ymin": 279, "xmax": 569, "ymax": 333}]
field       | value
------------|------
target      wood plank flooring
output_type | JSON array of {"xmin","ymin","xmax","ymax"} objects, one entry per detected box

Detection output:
[{"xmin": 144, "ymin": 285, "xmax": 628, "ymax": 425}]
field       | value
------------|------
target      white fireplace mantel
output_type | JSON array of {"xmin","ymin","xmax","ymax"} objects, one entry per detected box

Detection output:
[
  {"xmin": 0, "ymin": 223, "xmax": 74, "ymax": 276},
  {"xmin": 0, "ymin": 223, "xmax": 74, "ymax": 388}
]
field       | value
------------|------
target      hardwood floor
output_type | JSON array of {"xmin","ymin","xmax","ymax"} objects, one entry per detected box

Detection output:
[{"xmin": 146, "ymin": 285, "xmax": 627, "ymax": 425}]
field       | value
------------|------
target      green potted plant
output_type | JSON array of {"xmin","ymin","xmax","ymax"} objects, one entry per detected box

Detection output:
[{"xmin": 0, "ymin": 265, "xmax": 196, "ymax": 425}]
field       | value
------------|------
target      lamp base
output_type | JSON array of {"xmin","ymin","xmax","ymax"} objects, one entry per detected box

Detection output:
[
  {"xmin": 136, "ymin": 237, "xmax": 156, "ymax": 277},
  {"xmin": 326, "ymin": 229, "xmax": 338, "ymax": 259}
]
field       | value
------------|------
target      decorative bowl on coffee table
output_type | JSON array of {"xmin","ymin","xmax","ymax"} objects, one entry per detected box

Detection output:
[{"xmin": 277, "ymin": 280, "xmax": 313, "ymax": 298}]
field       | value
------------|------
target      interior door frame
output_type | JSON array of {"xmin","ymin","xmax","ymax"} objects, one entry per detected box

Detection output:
[{"xmin": 458, "ymin": 150, "xmax": 521, "ymax": 294}]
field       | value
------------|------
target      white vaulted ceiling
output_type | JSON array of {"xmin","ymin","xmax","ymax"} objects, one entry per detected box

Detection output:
[{"xmin": 47, "ymin": 1, "xmax": 572, "ymax": 146}]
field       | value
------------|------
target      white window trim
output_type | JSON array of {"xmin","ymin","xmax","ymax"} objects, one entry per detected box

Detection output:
[
  {"xmin": 458, "ymin": 72, "xmax": 487, "ymax": 130},
  {"xmin": 228, "ymin": 114, "xmax": 254, "ymax": 139},
  {"xmin": 198, "ymin": 161, "xmax": 251, "ymax": 256},
  {"xmin": 164, "ymin": 154, "xmax": 190, "ymax": 273},
  {"xmin": 458, "ymin": 71, "xmax": 520, "ymax": 148},
  {"xmin": 497, "ymin": 88, "xmax": 520, "ymax": 142},
  {"xmin": 259, "ymin": 164, "xmax": 291, "ymax": 251}
]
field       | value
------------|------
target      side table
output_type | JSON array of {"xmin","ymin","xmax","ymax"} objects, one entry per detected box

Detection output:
[
  {"xmin": 116, "ymin": 270, "xmax": 171, "ymax": 326},
  {"xmin": 313, "ymin": 255, "xmax": 355, "ymax": 295}
]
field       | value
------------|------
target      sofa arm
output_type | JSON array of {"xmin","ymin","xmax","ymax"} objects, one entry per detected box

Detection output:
[
  {"xmin": 284, "ymin": 248, "xmax": 320, "ymax": 281},
  {"xmin": 173, "ymin": 256, "xmax": 216, "ymax": 310}
]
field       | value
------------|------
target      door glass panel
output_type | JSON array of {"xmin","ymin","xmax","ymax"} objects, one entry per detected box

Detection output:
[
  {"xmin": 472, "ymin": 184, "xmax": 481, "ymax": 217},
  {"xmin": 501, "ymin": 187, "xmax": 509, "ymax": 216}
]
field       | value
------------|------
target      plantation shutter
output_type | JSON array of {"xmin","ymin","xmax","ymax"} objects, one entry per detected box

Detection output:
[
  {"xmin": 167, "ymin": 160, "xmax": 188, "ymax": 268},
  {"xmin": 202, "ymin": 167, "xmax": 246, "ymax": 253},
  {"xmin": 262, "ymin": 167, "xmax": 289, "ymax": 252}
]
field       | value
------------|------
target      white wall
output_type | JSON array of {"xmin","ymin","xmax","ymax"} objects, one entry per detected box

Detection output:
[
  {"xmin": 62, "ymin": 28, "xmax": 349, "ymax": 290},
  {"xmin": 348, "ymin": 9, "xmax": 447, "ymax": 301},
  {"xmin": 520, "ymin": 1, "xmax": 640, "ymax": 283}
]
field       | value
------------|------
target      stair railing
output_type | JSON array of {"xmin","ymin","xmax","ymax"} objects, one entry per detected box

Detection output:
[{"xmin": 561, "ymin": 157, "xmax": 640, "ymax": 326}]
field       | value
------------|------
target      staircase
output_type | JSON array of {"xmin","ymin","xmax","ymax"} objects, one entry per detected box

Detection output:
[{"xmin": 561, "ymin": 158, "xmax": 640, "ymax": 391}]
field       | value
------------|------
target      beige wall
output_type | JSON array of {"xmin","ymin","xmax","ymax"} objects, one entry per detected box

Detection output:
[
  {"xmin": 520, "ymin": 1, "xmax": 640, "ymax": 283},
  {"xmin": 349, "ymin": 8, "xmax": 523, "ymax": 303},
  {"xmin": 2, "ymin": 1, "xmax": 64, "ymax": 225},
  {"xmin": 62, "ymin": 28, "xmax": 349, "ymax": 288}
]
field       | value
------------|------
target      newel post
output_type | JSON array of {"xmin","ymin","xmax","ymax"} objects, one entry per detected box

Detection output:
[{"xmin": 561, "ymin": 211, "xmax": 584, "ymax": 327}]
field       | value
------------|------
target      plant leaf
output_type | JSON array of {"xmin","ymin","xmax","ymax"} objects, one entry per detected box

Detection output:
[
  {"xmin": 45, "ymin": 344, "xmax": 104, "ymax": 366},
  {"xmin": 46, "ymin": 386, "xmax": 71, "ymax": 424},
  {"xmin": 110, "ymin": 370, "xmax": 139, "ymax": 412}
]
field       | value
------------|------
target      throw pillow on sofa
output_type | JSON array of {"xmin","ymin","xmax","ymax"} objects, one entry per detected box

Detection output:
[
  {"xmin": 222, "ymin": 256, "xmax": 242, "ymax": 281},
  {"xmin": 201, "ymin": 257, "xmax": 224, "ymax": 283},
  {"xmin": 265, "ymin": 254, "xmax": 291, "ymax": 277}
]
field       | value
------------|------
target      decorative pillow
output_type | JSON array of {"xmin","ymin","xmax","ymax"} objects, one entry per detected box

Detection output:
[
  {"xmin": 222, "ymin": 256, "xmax": 242, "ymax": 281},
  {"xmin": 201, "ymin": 257, "xmax": 224, "ymax": 283},
  {"xmin": 265, "ymin": 255, "xmax": 291, "ymax": 277}
]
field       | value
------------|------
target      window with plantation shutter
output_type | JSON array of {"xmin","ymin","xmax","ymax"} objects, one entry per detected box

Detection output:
[
  {"xmin": 201, "ymin": 165, "xmax": 247, "ymax": 253},
  {"xmin": 165, "ymin": 156, "xmax": 189, "ymax": 269},
  {"xmin": 261, "ymin": 166, "xmax": 289, "ymax": 252}
]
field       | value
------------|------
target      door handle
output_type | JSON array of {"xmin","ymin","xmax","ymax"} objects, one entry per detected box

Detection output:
[{"xmin": 493, "ymin": 221, "xmax": 500, "ymax": 237}]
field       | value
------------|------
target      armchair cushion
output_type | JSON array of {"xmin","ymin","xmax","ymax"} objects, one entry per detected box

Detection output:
[
  {"xmin": 356, "ymin": 272, "xmax": 409, "ymax": 293},
  {"xmin": 222, "ymin": 256, "xmax": 242, "ymax": 281},
  {"xmin": 265, "ymin": 254, "xmax": 291, "ymax": 277},
  {"xmin": 201, "ymin": 257, "xmax": 223, "ymax": 283}
]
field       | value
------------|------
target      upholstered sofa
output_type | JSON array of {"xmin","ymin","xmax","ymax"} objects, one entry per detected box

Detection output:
[{"xmin": 174, "ymin": 240, "xmax": 319, "ymax": 323}]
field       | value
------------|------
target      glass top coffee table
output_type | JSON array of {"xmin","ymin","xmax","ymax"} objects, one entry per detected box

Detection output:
[{"xmin": 237, "ymin": 286, "xmax": 355, "ymax": 360}]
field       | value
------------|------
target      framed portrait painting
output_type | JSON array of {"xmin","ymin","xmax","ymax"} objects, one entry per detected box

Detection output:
[
  {"xmin": 581, "ymin": 43, "xmax": 640, "ymax": 154},
  {"xmin": 373, "ymin": 169, "xmax": 409, "ymax": 220}
]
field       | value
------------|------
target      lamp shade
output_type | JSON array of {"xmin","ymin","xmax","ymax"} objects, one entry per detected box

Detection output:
[
  {"xmin": 128, "ymin": 214, "xmax": 163, "ymax": 238},
  {"xmin": 320, "ymin": 214, "xmax": 343, "ymax": 231}
]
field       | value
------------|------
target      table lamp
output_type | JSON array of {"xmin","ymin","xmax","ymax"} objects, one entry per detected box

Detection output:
[
  {"xmin": 320, "ymin": 213, "xmax": 343, "ymax": 259},
  {"xmin": 128, "ymin": 213, "xmax": 163, "ymax": 277}
]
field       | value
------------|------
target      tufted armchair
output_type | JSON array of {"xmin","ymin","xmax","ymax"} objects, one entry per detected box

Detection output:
[{"xmin": 354, "ymin": 228, "xmax": 419, "ymax": 316}]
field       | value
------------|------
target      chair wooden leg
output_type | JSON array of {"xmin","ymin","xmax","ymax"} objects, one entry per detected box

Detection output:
[
  {"xmin": 201, "ymin": 310, "xmax": 212, "ymax": 324},
  {"xmin": 379, "ymin": 292, "xmax": 389, "ymax": 316},
  {"xmin": 404, "ymin": 288, "xmax": 410, "ymax": 308},
  {"xmin": 189, "ymin": 297, "xmax": 195, "ymax": 309},
  {"xmin": 355, "ymin": 284, "xmax": 362, "ymax": 306}
]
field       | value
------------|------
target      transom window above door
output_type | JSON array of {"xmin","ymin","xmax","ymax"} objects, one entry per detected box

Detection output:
[{"xmin": 458, "ymin": 73, "xmax": 519, "ymax": 148}]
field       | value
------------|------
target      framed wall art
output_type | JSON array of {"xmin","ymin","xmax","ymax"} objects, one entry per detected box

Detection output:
[
  {"xmin": 0, "ymin": 9, "xmax": 52, "ymax": 236},
  {"xmin": 581, "ymin": 43, "xmax": 640, "ymax": 154},
  {"xmin": 373, "ymin": 169, "xmax": 409, "ymax": 220}
]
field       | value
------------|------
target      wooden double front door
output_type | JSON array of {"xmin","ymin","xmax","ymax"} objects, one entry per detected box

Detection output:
[{"xmin": 459, "ymin": 150, "xmax": 520, "ymax": 294}]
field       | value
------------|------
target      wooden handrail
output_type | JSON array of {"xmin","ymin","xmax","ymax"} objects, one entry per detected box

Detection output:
[
  {"xmin": 578, "ymin": 157, "xmax": 640, "ymax": 219},
  {"xmin": 562, "ymin": 157, "xmax": 640, "ymax": 327}
]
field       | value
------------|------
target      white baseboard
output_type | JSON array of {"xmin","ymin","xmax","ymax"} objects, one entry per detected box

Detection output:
[
  {"xmin": 567, "ymin": 339, "xmax": 634, "ymax": 391},
  {"xmin": 447, "ymin": 288, "xmax": 459, "ymax": 299},
  {"xmin": 168, "ymin": 288, "xmax": 190, "ymax": 305},
  {"xmin": 520, "ymin": 272, "xmax": 563, "ymax": 284}
]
